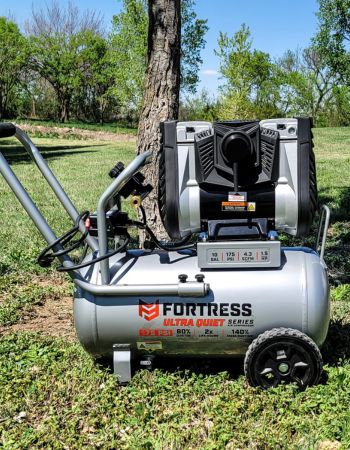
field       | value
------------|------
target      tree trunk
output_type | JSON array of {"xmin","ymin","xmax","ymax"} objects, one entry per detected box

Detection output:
[
  {"xmin": 137, "ymin": 0, "xmax": 181, "ymax": 243},
  {"xmin": 59, "ymin": 95, "xmax": 70, "ymax": 123},
  {"xmin": 99, "ymin": 99, "xmax": 105, "ymax": 126},
  {"xmin": 0, "ymin": 91, "xmax": 3, "ymax": 120},
  {"xmin": 31, "ymin": 96, "xmax": 36, "ymax": 118}
]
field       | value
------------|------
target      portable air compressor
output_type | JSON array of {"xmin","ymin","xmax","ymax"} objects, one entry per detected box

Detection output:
[{"xmin": 0, "ymin": 118, "xmax": 330, "ymax": 388}]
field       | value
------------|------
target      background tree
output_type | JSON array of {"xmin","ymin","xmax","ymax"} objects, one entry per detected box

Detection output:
[
  {"xmin": 315, "ymin": 0, "xmax": 350, "ymax": 84},
  {"xmin": 109, "ymin": 0, "xmax": 148, "ymax": 117},
  {"xmin": 215, "ymin": 24, "xmax": 282, "ymax": 120},
  {"xmin": 22, "ymin": 75, "xmax": 58, "ymax": 119},
  {"xmin": 179, "ymin": 88, "xmax": 219, "ymax": 121},
  {"xmin": 71, "ymin": 36, "xmax": 116, "ymax": 124},
  {"xmin": 2, "ymin": 0, "xmax": 349, "ymax": 127},
  {"xmin": 179, "ymin": 0, "xmax": 209, "ymax": 93},
  {"xmin": 312, "ymin": 0, "xmax": 350, "ymax": 125},
  {"xmin": 109, "ymin": 0, "xmax": 208, "ymax": 115},
  {"xmin": 26, "ymin": 1, "xmax": 105, "ymax": 122},
  {"xmin": 0, "ymin": 17, "xmax": 28, "ymax": 119},
  {"xmin": 137, "ymin": 0, "xmax": 181, "ymax": 239},
  {"xmin": 277, "ymin": 47, "xmax": 334, "ymax": 124}
]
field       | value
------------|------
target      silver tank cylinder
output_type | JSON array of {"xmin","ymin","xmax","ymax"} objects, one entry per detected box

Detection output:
[{"xmin": 73, "ymin": 247, "xmax": 329, "ymax": 358}]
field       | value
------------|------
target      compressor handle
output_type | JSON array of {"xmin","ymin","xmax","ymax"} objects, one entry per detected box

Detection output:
[
  {"xmin": 0, "ymin": 125, "xmax": 98, "ymax": 253},
  {"xmin": 74, "ymin": 279, "xmax": 210, "ymax": 297},
  {"xmin": 0, "ymin": 123, "xmax": 16, "ymax": 138},
  {"xmin": 97, "ymin": 150, "xmax": 152, "ymax": 285},
  {"xmin": 315, "ymin": 204, "xmax": 330, "ymax": 262}
]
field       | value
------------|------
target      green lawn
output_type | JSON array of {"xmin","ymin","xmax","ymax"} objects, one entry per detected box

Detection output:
[{"xmin": 0, "ymin": 128, "xmax": 349, "ymax": 449}]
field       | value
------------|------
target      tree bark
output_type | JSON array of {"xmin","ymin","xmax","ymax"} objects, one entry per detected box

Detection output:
[
  {"xmin": 59, "ymin": 94, "xmax": 70, "ymax": 123},
  {"xmin": 137, "ymin": 0, "xmax": 181, "ymax": 243},
  {"xmin": 0, "ymin": 91, "xmax": 3, "ymax": 120}
]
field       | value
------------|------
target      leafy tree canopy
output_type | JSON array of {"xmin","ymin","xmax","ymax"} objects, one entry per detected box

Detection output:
[
  {"xmin": 0, "ymin": 17, "xmax": 29, "ymax": 118},
  {"xmin": 26, "ymin": 1, "xmax": 107, "ymax": 122},
  {"xmin": 314, "ymin": 0, "xmax": 350, "ymax": 83},
  {"xmin": 215, "ymin": 24, "xmax": 281, "ymax": 119},
  {"xmin": 109, "ymin": 0, "xmax": 208, "ymax": 111}
]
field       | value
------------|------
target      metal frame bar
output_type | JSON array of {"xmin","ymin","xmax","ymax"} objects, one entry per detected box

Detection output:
[
  {"xmin": 315, "ymin": 204, "xmax": 331, "ymax": 262},
  {"xmin": 0, "ymin": 152, "xmax": 80, "ymax": 278},
  {"xmin": 97, "ymin": 151, "xmax": 152, "ymax": 284},
  {"xmin": 74, "ymin": 278, "xmax": 209, "ymax": 296},
  {"xmin": 15, "ymin": 128, "xmax": 98, "ymax": 252}
]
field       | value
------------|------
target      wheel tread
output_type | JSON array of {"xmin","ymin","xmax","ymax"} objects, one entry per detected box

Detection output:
[{"xmin": 244, "ymin": 327, "xmax": 323, "ymax": 388}]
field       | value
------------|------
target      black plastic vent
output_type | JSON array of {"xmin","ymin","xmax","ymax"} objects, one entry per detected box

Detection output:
[
  {"xmin": 195, "ymin": 129, "xmax": 214, "ymax": 179},
  {"xmin": 260, "ymin": 127, "xmax": 279, "ymax": 180},
  {"xmin": 158, "ymin": 146, "xmax": 167, "ymax": 225},
  {"xmin": 309, "ymin": 142, "xmax": 318, "ymax": 219},
  {"xmin": 158, "ymin": 120, "xmax": 182, "ymax": 239}
]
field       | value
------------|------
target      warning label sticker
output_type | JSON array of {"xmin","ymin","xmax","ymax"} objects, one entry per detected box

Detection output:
[
  {"xmin": 247, "ymin": 202, "xmax": 256, "ymax": 211},
  {"xmin": 222, "ymin": 201, "xmax": 256, "ymax": 212},
  {"xmin": 137, "ymin": 341, "xmax": 163, "ymax": 351}
]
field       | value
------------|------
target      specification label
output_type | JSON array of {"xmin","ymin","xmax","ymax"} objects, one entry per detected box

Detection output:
[{"xmin": 206, "ymin": 248, "xmax": 270, "ymax": 264}]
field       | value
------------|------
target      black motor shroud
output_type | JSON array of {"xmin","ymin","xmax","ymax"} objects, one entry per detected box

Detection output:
[
  {"xmin": 194, "ymin": 120, "xmax": 279, "ymax": 227},
  {"xmin": 158, "ymin": 118, "xmax": 317, "ymax": 240}
]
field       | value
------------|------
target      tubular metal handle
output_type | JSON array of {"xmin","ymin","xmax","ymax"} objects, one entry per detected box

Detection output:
[
  {"xmin": 14, "ymin": 127, "xmax": 98, "ymax": 252},
  {"xmin": 97, "ymin": 151, "xmax": 152, "ymax": 285},
  {"xmin": 74, "ymin": 278, "xmax": 210, "ymax": 297},
  {"xmin": 0, "ymin": 124, "xmax": 98, "ymax": 280},
  {"xmin": 315, "ymin": 204, "xmax": 331, "ymax": 262}
]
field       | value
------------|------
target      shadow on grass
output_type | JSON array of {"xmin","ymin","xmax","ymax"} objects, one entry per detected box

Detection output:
[
  {"xmin": 322, "ymin": 318, "xmax": 350, "ymax": 366},
  {"xmin": 149, "ymin": 355, "xmax": 245, "ymax": 380},
  {"xmin": 0, "ymin": 142, "xmax": 103, "ymax": 164},
  {"xmin": 319, "ymin": 186, "xmax": 350, "ymax": 222},
  {"xmin": 318, "ymin": 186, "xmax": 350, "ymax": 284},
  {"xmin": 98, "ymin": 356, "xmax": 245, "ymax": 383}
]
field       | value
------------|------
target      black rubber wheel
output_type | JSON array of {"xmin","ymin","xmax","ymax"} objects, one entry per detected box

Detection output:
[{"xmin": 244, "ymin": 328, "xmax": 323, "ymax": 389}]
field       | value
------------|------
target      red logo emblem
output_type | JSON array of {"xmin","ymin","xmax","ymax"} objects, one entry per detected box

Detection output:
[{"xmin": 139, "ymin": 300, "xmax": 160, "ymax": 321}]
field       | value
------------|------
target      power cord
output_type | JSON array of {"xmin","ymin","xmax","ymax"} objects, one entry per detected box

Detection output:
[
  {"xmin": 37, "ymin": 204, "xmax": 195, "ymax": 273},
  {"xmin": 137, "ymin": 205, "xmax": 195, "ymax": 251},
  {"xmin": 37, "ymin": 210, "xmax": 130, "ymax": 272}
]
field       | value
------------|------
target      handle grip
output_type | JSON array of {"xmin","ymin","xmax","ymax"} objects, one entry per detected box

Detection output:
[{"xmin": 0, "ymin": 123, "xmax": 16, "ymax": 138}]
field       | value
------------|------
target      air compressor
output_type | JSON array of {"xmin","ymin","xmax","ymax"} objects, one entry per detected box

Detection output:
[{"xmin": 0, "ymin": 118, "xmax": 330, "ymax": 388}]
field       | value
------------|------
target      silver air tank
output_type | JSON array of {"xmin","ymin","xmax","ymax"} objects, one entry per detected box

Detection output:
[{"xmin": 74, "ymin": 247, "xmax": 329, "ymax": 359}]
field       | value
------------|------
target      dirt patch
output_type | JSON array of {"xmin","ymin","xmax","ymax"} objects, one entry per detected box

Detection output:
[
  {"xmin": 0, "ymin": 275, "xmax": 76, "ymax": 341},
  {"xmin": 16, "ymin": 123, "xmax": 137, "ymax": 142},
  {"xmin": 5, "ymin": 295, "xmax": 76, "ymax": 341}
]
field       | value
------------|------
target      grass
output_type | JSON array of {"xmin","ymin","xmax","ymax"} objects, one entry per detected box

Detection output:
[
  {"xmin": 313, "ymin": 128, "xmax": 350, "ymax": 285},
  {"xmin": 0, "ymin": 127, "xmax": 349, "ymax": 448},
  {"xmin": 1, "ymin": 330, "xmax": 350, "ymax": 449}
]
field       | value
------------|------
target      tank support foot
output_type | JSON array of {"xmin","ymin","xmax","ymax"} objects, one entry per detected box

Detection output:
[{"xmin": 113, "ymin": 344, "xmax": 131, "ymax": 384}]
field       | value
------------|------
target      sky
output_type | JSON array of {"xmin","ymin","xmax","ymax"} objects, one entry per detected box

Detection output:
[{"xmin": 0, "ymin": 0, "xmax": 320, "ymax": 95}]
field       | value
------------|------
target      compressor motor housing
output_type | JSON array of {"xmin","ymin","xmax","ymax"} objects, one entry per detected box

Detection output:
[{"xmin": 158, "ymin": 118, "xmax": 318, "ymax": 240}]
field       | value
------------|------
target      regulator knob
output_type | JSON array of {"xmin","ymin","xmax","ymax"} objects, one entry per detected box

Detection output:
[{"xmin": 195, "ymin": 274, "xmax": 205, "ymax": 283}]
